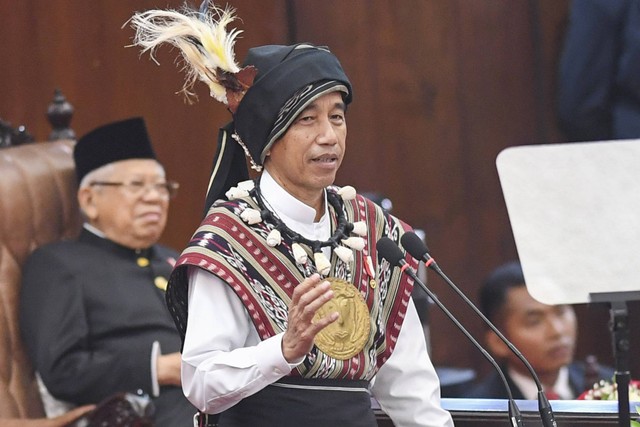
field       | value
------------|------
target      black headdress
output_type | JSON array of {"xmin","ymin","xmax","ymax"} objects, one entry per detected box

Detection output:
[{"xmin": 129, "ymin": 3, "xmax": 352, "ymax": 214}]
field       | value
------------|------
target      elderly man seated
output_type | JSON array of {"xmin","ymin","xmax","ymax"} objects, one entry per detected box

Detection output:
[{"xmin": 19, "ymin": 118, "xmax": 195, "ymax": 426}]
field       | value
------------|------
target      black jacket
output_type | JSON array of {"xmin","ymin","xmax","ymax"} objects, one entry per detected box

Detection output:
[
  {"xmin": 20, "ymin": 229, "xmax": 195, "ymax": 426},
  {"xmin": 462, "ymin": 362, "xmax": 615, "ymax": 399}
]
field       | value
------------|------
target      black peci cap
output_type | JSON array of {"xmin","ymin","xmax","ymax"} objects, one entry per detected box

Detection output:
[{"xmin": 73, "ymin": 117, "xmax": 156, "ymax": 183}]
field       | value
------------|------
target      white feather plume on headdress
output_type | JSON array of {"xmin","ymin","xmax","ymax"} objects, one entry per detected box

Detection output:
[{"xmin": 128, "ymin": 1, "xmax": 256, "ymax": 112}]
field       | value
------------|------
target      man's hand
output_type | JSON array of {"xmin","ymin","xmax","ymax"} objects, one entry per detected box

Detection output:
[
  {"xmin": 157, "ymin": 352, "xmax": 182, "ymax": 386},
  {"xmin": 282, "ymin": 274, "xmax": 339, "ymax": 362}
]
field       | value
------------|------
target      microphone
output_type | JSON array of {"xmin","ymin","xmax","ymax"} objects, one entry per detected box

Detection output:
[
  {"xmin": 376, "ymin": 237, "xmax": 525, "ymax": 427},
  {"xmin": 400, "ymin": 231, "xmax": 557, "ymax": 427}
]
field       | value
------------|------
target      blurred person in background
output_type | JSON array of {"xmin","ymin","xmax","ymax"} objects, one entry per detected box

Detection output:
[{"xmin": 463, "ymin": 261, "xmax": 613, "ymax": 399}]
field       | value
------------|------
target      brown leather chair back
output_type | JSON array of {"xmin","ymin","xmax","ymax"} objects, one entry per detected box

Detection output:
[{"xmin": 0, "ymin": 140, "xmax": 82, "ymax": 419}]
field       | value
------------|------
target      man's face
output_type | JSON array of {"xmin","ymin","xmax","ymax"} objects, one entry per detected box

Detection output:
[
  {"xmin": 80, "ymin": 159, "xmax": 170, "ymax": 249},
  {"xmin": 264, "ymin": 91, "xmax": 347, "ymax": 204},
  {"xmin": 489, "ymin": 286, "xmax": 577, "ymax": 377}
]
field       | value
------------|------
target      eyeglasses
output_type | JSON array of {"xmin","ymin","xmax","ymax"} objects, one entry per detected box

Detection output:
[{"xmin": 89, "ymin": 180, "xmax": 180, "ymax": 199}]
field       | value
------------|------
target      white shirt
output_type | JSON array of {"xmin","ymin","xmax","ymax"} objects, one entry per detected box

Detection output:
[
  {"xmin": 181, "ymin": 170, "xmax": 453, "ymax": 426},
  {"xmin": 509, "ymin": 366, "xmax": 574, "ymax": 400}
]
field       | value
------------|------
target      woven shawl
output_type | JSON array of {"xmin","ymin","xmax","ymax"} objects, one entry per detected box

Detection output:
[{"xmin": 167, "ymin": 188, "xmax": 418, "ymax": 380}]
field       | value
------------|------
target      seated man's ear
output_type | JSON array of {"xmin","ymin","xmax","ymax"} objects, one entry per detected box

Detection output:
[{"xmin": 78, "ymin": 187, "xmax": 99, "ymax": 220}]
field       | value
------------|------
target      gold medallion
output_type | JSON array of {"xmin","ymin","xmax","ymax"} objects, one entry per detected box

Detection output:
[{"xmin": 313, "ymin": 278, "xmax": 371, "ymax": 360}]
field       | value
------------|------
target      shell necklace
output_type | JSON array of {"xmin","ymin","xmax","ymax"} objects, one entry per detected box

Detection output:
[{"xmin": 225, "ymin": 179, "xmax": 368, "ymax": 276}]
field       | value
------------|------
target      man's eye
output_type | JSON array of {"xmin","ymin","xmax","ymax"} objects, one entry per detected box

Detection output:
[
  {"xmin": 129, "ymin": 181, "xmax": 146, "ymax": 189},
  {"xmin": 524, "ymin": 316, "xmax": 542, "ymax": 327}
]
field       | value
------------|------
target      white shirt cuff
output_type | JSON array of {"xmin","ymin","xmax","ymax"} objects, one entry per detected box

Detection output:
[
  {"xmin": 151, "ymin": 341, "xmax": 161, "ymax": 397},
  {"xmin": 256, "ymin": 332, "xmax": 298, "ymax": 381}
]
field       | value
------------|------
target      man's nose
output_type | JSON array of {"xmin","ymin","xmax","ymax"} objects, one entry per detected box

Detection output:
[
  {"xmin": 316, "ymin": 119, "xmax": 339, "ymax": 145},
  {"xmin": 547, "ymin": 316, "xmax": 567, "ymax": 335},
  {"xmin": 141, "ymin": 183, "xmax": 168, "ymax": 201}
]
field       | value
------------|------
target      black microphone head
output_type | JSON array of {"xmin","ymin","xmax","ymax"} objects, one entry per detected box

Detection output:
[
  {"xmin": 401, "ymin": 231, "xmax": 429, "ymax": 260},
  {"xmin": 376, "ymin": 237, "xmax": 405, "ymax": 267}
]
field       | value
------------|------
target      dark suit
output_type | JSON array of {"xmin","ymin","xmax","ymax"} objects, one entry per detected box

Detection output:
[
  {"xmin": 462, "ymin": 362, "xmax": 615, "ymax": 399},
  {"xmin": 20, "ymin": 228, "xmax": 195, "ymax": 427},
  {"xmin": 558, "ymin": 0, "xmax": 640, "ymax": 141}
]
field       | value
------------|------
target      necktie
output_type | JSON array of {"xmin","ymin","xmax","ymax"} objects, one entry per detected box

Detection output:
[{"xmin": 545, "ymin": 388, "xmax": 560, "ymax": 400}]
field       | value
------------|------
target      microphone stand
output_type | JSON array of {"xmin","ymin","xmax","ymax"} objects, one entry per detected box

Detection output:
[
  {"xmin": 610, "ymin": 301, "xmax": 631, "ymax": 427},
  {"xmin": 589, "ymin": 292, "xmax": 637, "ymax": 427},
  {"xmin": 376, "ymin": 237, "xmax": 525, "ymax": 427},
  {"xmin": 401, "ymin": 232, "xmax": 558, "ymax": 427}
]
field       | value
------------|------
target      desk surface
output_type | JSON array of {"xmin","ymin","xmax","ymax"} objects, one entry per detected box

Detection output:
[{"xmin": 374, "ymin": 398, "xmax": 640, "ymax": 426}]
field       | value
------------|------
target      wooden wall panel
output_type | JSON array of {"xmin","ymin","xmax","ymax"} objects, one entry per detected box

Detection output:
[
  {"xmin": 292, "ymin": 0, "xmax": 632, "ymax": 380},
  {"xmin": 2, "ymin": 0, "xmax": 636, "ymax": 389},
  {"xmin": 0, "ymin": 0, "xmax": 290, "ymax": 249}
]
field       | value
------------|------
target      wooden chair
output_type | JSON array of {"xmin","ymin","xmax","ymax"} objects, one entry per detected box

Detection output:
[{"xmin": 0, "ymin": 92, "xmax": 84, "ymax": 424}]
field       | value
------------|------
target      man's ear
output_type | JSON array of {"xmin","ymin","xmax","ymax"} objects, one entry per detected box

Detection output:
[
  {"xmin": 78, "ymin": 187, "xmax": 98, "ymax": 220},
  {"xmin": 485, "ymin": 329, "xmax": 511, "ymax": 359}
]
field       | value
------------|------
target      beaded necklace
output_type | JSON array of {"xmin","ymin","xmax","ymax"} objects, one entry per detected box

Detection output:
[
  {"xmin": 253, "ymin": 181, "xmax": 351, "ymax": 252},
  {"xmin": 225, "ymin": 179, "xmax": 368, "ymax": 276}
]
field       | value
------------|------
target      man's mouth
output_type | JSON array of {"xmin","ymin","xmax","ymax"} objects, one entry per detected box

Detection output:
[
  {"xmin": 139, "ymin": 211, "xmax": 162, "ymax": 222},
  {"xmin": 547, "ymin": 343, "xmax": 573, "ymax": 359},
  {"xmin": 311, "ymin": 153, "xmax": 338, "ymax": 163}
]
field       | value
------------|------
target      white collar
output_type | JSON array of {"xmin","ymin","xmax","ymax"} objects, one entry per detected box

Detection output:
[
  {"xmin": 508, "ymin": 365, "xmax": 573, "ymax": 400},
  {"xmin": 83, "ymin": 222, "xmax": 106, "ymax": 238},
  {"xmin": 258, "ymin": 170, "xmax": 331, "ymax": 246},
  {"xmin": 259, "ymin": 169, "xmax": 328, "ymax": 226}
]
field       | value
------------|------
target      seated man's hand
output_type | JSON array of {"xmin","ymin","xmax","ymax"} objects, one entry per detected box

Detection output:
[
  {"xmin": 157, "ymin": 352, "xmax": 182, "ymax": 386},
  {"xmin": 0, "ymin": 404, "xmax": 95, "ymax": 427}
]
